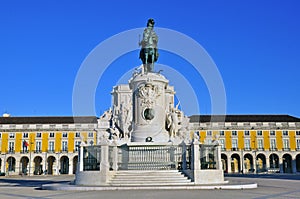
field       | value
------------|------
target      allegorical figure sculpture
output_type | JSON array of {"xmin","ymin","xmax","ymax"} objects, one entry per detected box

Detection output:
[{"xmin": 139, "ymin": 18, "xmax": 159, "ymax": 73}]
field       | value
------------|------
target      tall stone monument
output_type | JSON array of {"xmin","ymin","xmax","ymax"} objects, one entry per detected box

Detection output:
[
  {"xmin": 75, "ymin": 19, "xmax": 225, "ymax": 187},
  {"xmin": 105, "ymin": 18, "xmax": 189, "ymax": 143}
]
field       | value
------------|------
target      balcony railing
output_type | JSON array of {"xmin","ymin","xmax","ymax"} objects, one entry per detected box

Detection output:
[
  {"xmin": 257, "ymin": 147, "xmax": 264, "ymax": 151},
  {"xmin": 61, "ymin": 149, "xmax": 68, "ymax": 153},
  {"xmin": 269, "ymin": 148, "xmax": 278, "ymax": 151},
  {"xmin": 243, "ymin": 147, "xmax": 251, "ymax": 151},
  {"xmin": 283, "ymin": 148, "xmax": 290, "ymax": 151},
  {"xmin": 231, "ymin": 148, "xmax": 239, "ymax": 151},
  {"xmin": 8, "ymin": 150, "xmax": 15, "ymax": 154},
  {"xmin": 20, "ymin": 150, "xmax": 29, "ymax": 154}
]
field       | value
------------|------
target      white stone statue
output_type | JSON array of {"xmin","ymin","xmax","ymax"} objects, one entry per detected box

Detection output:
[
  {"xmin": 167, "ymin": 108, "xmax": 179, "ymax": 138},
  {"xmin": 100, "ymin": 108, "xmax": 112, "ymax": 120}
]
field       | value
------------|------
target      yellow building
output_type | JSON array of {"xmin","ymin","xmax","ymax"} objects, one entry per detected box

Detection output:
[
  {"xmin": 190, "ymin": 115, "xmax": 300, "ymax": 174},
  {"xmin": 0, "ymin": 116, "xmax": 97, "ymax": 175},
  {"xmin": 1, "ymin": 114, "xmax": 300, "ymax": 175}
]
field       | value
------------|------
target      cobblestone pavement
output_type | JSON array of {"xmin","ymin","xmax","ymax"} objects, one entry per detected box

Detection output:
[{"xmin": 0, "ymin": 174, "xmax": 300, "ymax": 199}]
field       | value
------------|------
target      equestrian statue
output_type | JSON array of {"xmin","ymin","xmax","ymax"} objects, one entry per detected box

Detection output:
[{"xmin": 139, "ymin": 18, "xmax": 159, "ymax": 73}]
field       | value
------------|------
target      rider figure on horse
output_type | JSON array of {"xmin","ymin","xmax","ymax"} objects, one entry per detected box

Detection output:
[{"xmin": 139, "ymin": 19, "xmax": 159, "ymax": 73}]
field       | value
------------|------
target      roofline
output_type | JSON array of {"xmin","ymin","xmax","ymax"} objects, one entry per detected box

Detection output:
[
  {"xmin": 0, "ymin": 116, "xmax": 98, "ymax": 124},
  {"xmin": 188, "ymin": 114, "xmax": 300, "ymax": 123}
]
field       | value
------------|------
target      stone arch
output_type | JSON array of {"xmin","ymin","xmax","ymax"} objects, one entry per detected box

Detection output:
[
  {"xmin": 296, "ymin": 154, "xmax": 300, "ymax": 172},
  {"xmin": 282, "ymin": 153, "xmax": 292, "ymax": 173},
  {"xmin": 7, "ymin": 156, "xmax": 16, "ymax": 173},
  {"xmin": 73, "ymin": 156, "xmax": 78, "ymax": 174},
  {"xmin": 256, "ymin": 153, "xmax": 266, "ymax": 173},
  {"xmin": 20, "ymin": 156, "xmax": 29, "ymax": 175},
  {"xmin": 243, "ymin": 153, "xmax": 254, "ymax": 173},
  {"xmin": 33, "ymin": 156, "xmax": 43, "ymax": 175},
  {"xmin": 47, "ymin": 156, "xmax": 56, "ymax": 175},
  {"xmin": 221, "ymin": 153, "xmax": 228, "ymax": 173},
  {"xmin": 231, "ymin": 153, "xmax": 240, "ymax": 173},
  {"xmin": 269, "ymin": 153, "xmax": 280, "ymax": 172},
  {"xmin": 60, "ymin": 156, "xmax": 69, "ymax": 174}
]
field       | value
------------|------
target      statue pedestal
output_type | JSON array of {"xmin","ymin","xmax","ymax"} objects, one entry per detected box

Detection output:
[{"xmin": 129, "ymin": 72, "xmax": 170, "ymax": 142}]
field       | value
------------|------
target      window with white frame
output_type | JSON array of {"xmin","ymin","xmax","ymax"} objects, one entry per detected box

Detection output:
[
  {"xmin": 206, "ymin": 131, "xmax": 212, "ymax": 136},
  {"xmin": 8, "ymin": 141, "xmax": 14, "ymax": 152},
  {"xmin": 296, "ymin": 131, "xmax": 300, "ymax": 136},
  {"xmin": 62, "ymin": 132, "xmax": 68, "ymax": 138},
  {"xmin": 88, "ymin": 132, "xmax": 94, "ymax": 138},
  {"xmin": 36, "ymin": 132, "xmax": 41, "ymax": 138},
  {"xmin": 232, "ymin": 139, "xmax": 238, "ymax": 150},
  {"xmin": 62, "ymin": 141, "xmax": 68, "ymax": 152},
  {"xmin": 297, "ymin": 139, "xmax": 300, "ymax": 149},
  {"xmin": 75, "ymin": 141, "xmax": 81, "ymax": 151},
  {"xmin": 283, "ymin": 131, "xmax": 288, "ymax": 136},
  {"xmin": 283, "ymin": 139, "xmax": 289, "ymax": 149},
  {"xmin": 232, "ymin": 131, "xmax": 237, "ymax": 136},
  {"xmin": 36, "ymin": 141, "xmax": 42, "ymax": 152},
  {"xmin": 23, "ymin": 132, "xmax": 28, "ymax": 138},
  {"xmin": 0, "ymin": 133, "xmax": 2, "ymax": 138},
  {"xmin": 244, "ymin": 139, "xmax": 250, "ymax": 150},
  {"xmin": 9, "ymin": 133, "xmax": 14, "ymax": 138},
  {"xmin": 258, "ymin": 139, "xmax": 263, "ymax": 149},
  {"xmin": 270, "ymin": 130, "xmax": 275, "ymax": 136},
  {"xmin": 244, "ymin": 131, "xmax": 250, "ymax": 136},
  {"xmin": 219, "ymin": 139, "xmax": 225, "ymax": 149},
  {"xmin": 49, "ymin": 132, "xmax": 55, "ymax": 138},
  {"xmin": 270, "ymin": 138, "xmax": 276, "ymax": 150},
  {"xmin": 49, "ymin": 141, "xmax": 55, "ymax": 152},
  {"xmin": 219, "ymin": 130, "xmax": 224, "ymax": 136},
  {"xmin": 75, "ymin": 132, "xmax": 80, "ymax": 138},
  {"xmin": 257, "ymin": 130, "xmax": 263, "ymax": 136}
]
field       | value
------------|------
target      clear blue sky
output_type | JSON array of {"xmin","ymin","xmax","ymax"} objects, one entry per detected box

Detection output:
[{"xmin": 0, "ymin": 0, "xmax": 300, "ymax": 117}]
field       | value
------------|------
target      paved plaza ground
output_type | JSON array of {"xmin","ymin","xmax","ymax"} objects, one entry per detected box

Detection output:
[{"xmin": 0, "ymin": 174, "xmax": 299, "ymax": 199}]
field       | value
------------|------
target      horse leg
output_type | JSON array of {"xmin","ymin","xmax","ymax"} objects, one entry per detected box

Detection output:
[
  {"xmin": 145, "ymin": 52, "xmax": 148, "ymax": 73},
  {"xmin": 151, "ymin": 53, "xmax": 154, "ymax": 71}
]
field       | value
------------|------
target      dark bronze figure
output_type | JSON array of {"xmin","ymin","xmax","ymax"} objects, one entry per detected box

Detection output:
[{"xmin": 139, "ymin": 19, "xmax": 159, "ymax": 73}]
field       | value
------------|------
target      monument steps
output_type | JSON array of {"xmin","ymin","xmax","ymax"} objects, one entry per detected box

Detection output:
[{"xmin": 109, "ymin": 170, "xmax": 193, "ymax": 186}]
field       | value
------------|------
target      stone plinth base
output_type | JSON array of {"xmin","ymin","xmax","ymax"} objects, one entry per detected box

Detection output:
[
  {"xmin": 75, "ymin": 171, "xmax": 115, "ymax": 186},
  {"xmin": 183, "ymin": 169, "xmax": 225, "ymax": 185}
]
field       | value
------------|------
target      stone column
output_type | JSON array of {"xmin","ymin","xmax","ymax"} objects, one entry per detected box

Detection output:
[
  {"xmin": 0, "ymin": 155, "xmax": 4, "ymax": 173},
  {"xmin": 266, "ymin": 156, "xmax": 270, "ymax": 171},
  {"xmin": 227, "ymin": 155, "xmax": 231, "ymax": 173},
  {"xmin": 129, "ymin": 73, "xmax": 169, "ymax": 142},
  {"xmin": 15, "ymin": 157, "xmax": 20, "ymax": 175},
  {"xmin": 192, "ymin": 141, "xmax": 200, "ymax": 171},
  {"xmin": 79, "ymin": 144, "xmax": 84, "ymax": 172},
  {"xmin": 292, "ymin": 156, "xmax": 297, "ymax": 173},
  {"xmin": 43, "ymin": 153, "xmax": 47, "ymax": 175},
  {"xmin": 181, "ymin": 142, "xmax": 187, "ymax": 170},
  {"xmin": 253, "ymin": 155, "xmax": 257, "ymax": 174},
  {"xmin": 216, "ymin": 145, "xmax": 222, "ymax": 170},
  {"xmin": 69, "ymin": 159, "xmax": 73, "ymax": 175},
  {"xmin": 279, "ymin": 157, "xmax": 283, "ymax": 173},
  {"xmin": 240, "ymin": 151, "xmax": 244, "ymax": 173},
  {"xmin": 100, "ymin": 144, "xmax": 109, "ymax": 172},
  {"xmin": 112, "ymin": 142, "xmax": 118, "ymax": 171},
  {"xmin": 99, "ymin": 141, "xmax": 111, "ymax": 184}
]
